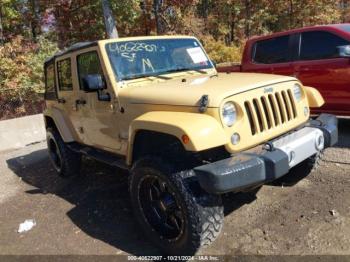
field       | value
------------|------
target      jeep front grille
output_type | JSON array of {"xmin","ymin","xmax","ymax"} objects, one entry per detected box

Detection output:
[{"xmin": 244, "ymin": 89, "xmax": 297, "ymax": 135}]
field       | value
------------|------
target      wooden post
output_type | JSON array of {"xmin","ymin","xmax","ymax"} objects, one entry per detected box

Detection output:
[{"xmin": 102, "ymin": 0, "xmax": 118, "ymax": 39}]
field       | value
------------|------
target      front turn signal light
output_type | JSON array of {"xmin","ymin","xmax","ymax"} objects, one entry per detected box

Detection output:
[{"xmin": 182, "ymin": 135, "xmax": 190, "ymax": 144}]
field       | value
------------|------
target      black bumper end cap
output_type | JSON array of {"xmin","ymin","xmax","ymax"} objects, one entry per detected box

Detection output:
[
  {"xmin": 194, "ymin": 149, "xmax": 289, "ymax": 194},
  {"xmin": 195, "ymin": 154, "xmax": 265, "ymax": 194},
  {"xmin": 309, "ymin": 114, "xmax": 338, "ymax": 147}
]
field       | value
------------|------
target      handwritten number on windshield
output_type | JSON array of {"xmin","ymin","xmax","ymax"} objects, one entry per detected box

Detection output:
[{"xmin": 108, "ymin": 42, "xmax": 166, "ymax": 54}]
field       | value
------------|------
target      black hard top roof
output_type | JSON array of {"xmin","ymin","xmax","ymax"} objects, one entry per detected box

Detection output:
[{"xmin": 44, "ymin": 41, "xmax": 98, "ymax": 65}]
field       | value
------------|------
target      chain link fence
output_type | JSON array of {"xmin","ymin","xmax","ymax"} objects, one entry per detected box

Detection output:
[{"xmin": 0, "ymin": 88, "xmax": 45, "ymax": 121}]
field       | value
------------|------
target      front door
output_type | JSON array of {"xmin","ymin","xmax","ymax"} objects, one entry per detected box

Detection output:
[
  {"xmin": 293, "ymin": 31, "xmax": 350, "ymax": 114},
  {"xmin": 74, "ymin": 49, "xmax": 121, "ymax": 152}
]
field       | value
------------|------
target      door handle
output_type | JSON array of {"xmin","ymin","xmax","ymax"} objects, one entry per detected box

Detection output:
[
  {"xmin": 75, "ymin": 99, "xmax": 86, "ymax": 105},
  {"xmin": 57, "ymin": 98, "xmax": 66, "ymax": 104}
]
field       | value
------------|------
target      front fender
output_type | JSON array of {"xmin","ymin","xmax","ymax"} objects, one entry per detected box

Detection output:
[
  {"xmin": 127, "ymin": 111, "xmax": 228, "ymax": 165},
  {"xmin": 304, "ymin": 86, "xmax": 325, "ymax": 108}
]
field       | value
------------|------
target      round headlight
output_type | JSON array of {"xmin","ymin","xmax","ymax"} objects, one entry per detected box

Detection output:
[
  {"xmin": 222, "ymin": 102, "xmax": 237, "ymax": 127},
  {"xmin": 293, "ymin": 83, "xmax": 303, "ymax": 102}
]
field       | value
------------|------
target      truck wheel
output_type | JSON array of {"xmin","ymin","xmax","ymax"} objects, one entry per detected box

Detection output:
[
  {"xmin": 129, "ymin": 157, "xmax": 224, "ymax": 255},
  {"xmin": 46, "ymin": 128, "xmax": 81, "ymax": 178}
]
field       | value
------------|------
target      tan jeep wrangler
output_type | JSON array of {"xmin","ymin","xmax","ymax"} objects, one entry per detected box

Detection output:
[{"xmin": 43, "ymin": 36, "xmax": 338, "ymax": 255}]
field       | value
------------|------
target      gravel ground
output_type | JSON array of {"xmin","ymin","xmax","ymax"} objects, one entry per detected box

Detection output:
[{"xmin": 0, "ymin": 119, "xmax": 349, "ymax": 256}]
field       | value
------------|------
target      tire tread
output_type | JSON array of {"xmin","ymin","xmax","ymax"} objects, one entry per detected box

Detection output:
[{"xmin": 129, "ymin": 156, "xmax": 224, "ymax": 255}]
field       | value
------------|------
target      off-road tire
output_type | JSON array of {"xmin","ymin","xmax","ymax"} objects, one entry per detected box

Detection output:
[
  {"xmin": 129, "ymin": 157, "xmax": 224, "ymax": 255},
  {"xmin": 46, "ymin": 127, "xmax": 81, "ymax": 178}
]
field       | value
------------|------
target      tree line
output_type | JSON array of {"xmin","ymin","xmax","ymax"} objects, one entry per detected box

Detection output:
[
  {"xmin": 1, "ymin": 1, "xmax": 349, "ymax": 48},
  {"xmin": 0, "ymin": 0, "xmax": 349, "ymax": 115}
]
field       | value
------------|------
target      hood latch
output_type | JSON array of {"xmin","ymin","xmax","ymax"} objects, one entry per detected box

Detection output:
[{"xmin": 199, "ymin": 95, "xmax": 209, "ymax": 113}]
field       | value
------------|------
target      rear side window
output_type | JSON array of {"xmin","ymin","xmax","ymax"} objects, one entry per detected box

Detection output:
[
  {"xmin": 57, "ymin": 58, "xmax": 73, "ymax": 91},
  {"xmin": 253, "ymin": 35, "xmax": 290, "ymax": 64},
  {"xmin": 77, "ymin": 51, "xmax": 103, "ymax": 89},
  {"xmin": 44, "ymin": 63, "xmax": 57, "ymax": 100},
  {"xmin": 300, "ymin": 31, "xmax": 349, "ymax": 60}
]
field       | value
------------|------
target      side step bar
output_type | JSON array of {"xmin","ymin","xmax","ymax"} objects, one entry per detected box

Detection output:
[{"xmin": 67, "ymin": 143, "xmax": 129, "ymax": 170}]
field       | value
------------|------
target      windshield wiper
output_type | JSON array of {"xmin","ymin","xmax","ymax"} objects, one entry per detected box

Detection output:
[
  {"xmin": 121, "ymin": 68, "xmax": 207, "ymax": 81},
  {"xmin": 122, "ymin": 74, "xmax": 171, "ymax": 81},
  {"xmin": 162, "ymin": 68, "xmax": 208, "ymax": 75}
]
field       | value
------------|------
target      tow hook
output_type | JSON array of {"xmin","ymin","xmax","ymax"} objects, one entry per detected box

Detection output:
[{"xmin": 264, "ymin": 142, "xmax": 275, "ymax": 152}]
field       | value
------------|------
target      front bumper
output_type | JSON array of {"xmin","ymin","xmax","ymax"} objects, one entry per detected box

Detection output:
[{"xmin": 194, "ymin": 114, "xmax": 338, "ymax": 194}]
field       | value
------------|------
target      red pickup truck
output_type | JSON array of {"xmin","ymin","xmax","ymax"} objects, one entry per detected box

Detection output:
[{"xmin": 217, "ymin": 24, "xmax": 350, "ymax": 116}]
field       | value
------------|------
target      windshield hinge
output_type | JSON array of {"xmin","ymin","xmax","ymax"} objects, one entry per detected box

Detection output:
[{"xmin": 199, "ymin": 95, "xmax": 209, "ymax": 113}]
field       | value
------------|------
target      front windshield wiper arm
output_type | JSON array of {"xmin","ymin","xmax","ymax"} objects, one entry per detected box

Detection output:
[
  {"xmin": 123, "ymin": 74, "xmax": 172, "ymax": 81},
  {"xmin": 162, "ymin": 68, "xmax": 208, "ymax": 75},
  {"xmin": 122, "ymin": 68, "xmax": 208, "ymax": 81}
]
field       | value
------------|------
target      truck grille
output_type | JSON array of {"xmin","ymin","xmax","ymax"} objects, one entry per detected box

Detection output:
[{"xmin": 244, "ymin": 89, "xmax": 297, "ymax": 135}]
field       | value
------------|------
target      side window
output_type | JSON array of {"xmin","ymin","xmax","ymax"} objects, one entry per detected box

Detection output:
[
  {"xmin": 300, "ymin": 31, "xmax": 349, "ymax": 60},
  {"xmin": 77, "ymin": 51, "xmax": 103, "ymax": 89},
  {"xmin": 57, "ymin": 58, "xmax": 73, "ymax": 91},
  {"xmin": 44, "ymin": 62, "xmax": 57, "ymax": 100},
  {"xmin": 253, "ymin": 35, "xmax": 290, "ymax": 64}
]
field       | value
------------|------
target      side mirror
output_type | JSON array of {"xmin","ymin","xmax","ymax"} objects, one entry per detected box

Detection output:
[
  {"xmin": 82, "ymin": 74, "xmax": 105, "ymax": 92},
  {"xmin": 337, "ymin": 45, "xmax": 350, "ymax": 57}
]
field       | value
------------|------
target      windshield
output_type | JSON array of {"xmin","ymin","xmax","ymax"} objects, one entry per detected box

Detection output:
[{"xmin": 105, "ymin": 38, "xmax": 213, "ymax": 81}]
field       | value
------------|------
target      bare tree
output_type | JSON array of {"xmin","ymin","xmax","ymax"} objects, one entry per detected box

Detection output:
[
  {"xmin": 153, "ymin": 0, "xmax": 162, "ymax": 34},
  {"xmin": 0, "ymin": 4, "xmax": 4, "ymax": 45},
  {"xmin": 289, "ymin": 0, "xmax": 294, "ymax": 29},
  {"xmin": 202, "ymin": 0, "xmax": 209, "ymax": 19},
  {"xmin": 244, "ymin": 0, "xmax": 251, "ymax": 38},
  {"xmin": 31, "ymin": 0, "xmax": 41, "ymax": 41},
  {"xmin": 102, "ymin": 0, "xmax": 118, "ymax": 38}
]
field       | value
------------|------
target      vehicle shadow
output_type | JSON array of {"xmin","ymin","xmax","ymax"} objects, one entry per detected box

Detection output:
[{"xmin": 6, "ymin": 148, "xmax": 256, "ymax": 255}]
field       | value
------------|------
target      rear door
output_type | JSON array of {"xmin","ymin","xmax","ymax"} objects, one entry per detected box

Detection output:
[
  {"xmin": 250, "ymin": 35, "xmax": 294, "ymax": 76},
  {"xmin": 55, "ymin": 56, "xmax": 84, "ymax": 142},
  {"xmin": 293, "ymin": 30, "xmax": 350, "ymax": 113},
  {"xmin": 44, "ymin": 61, "xmax": 57, "ymax": 103}
]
